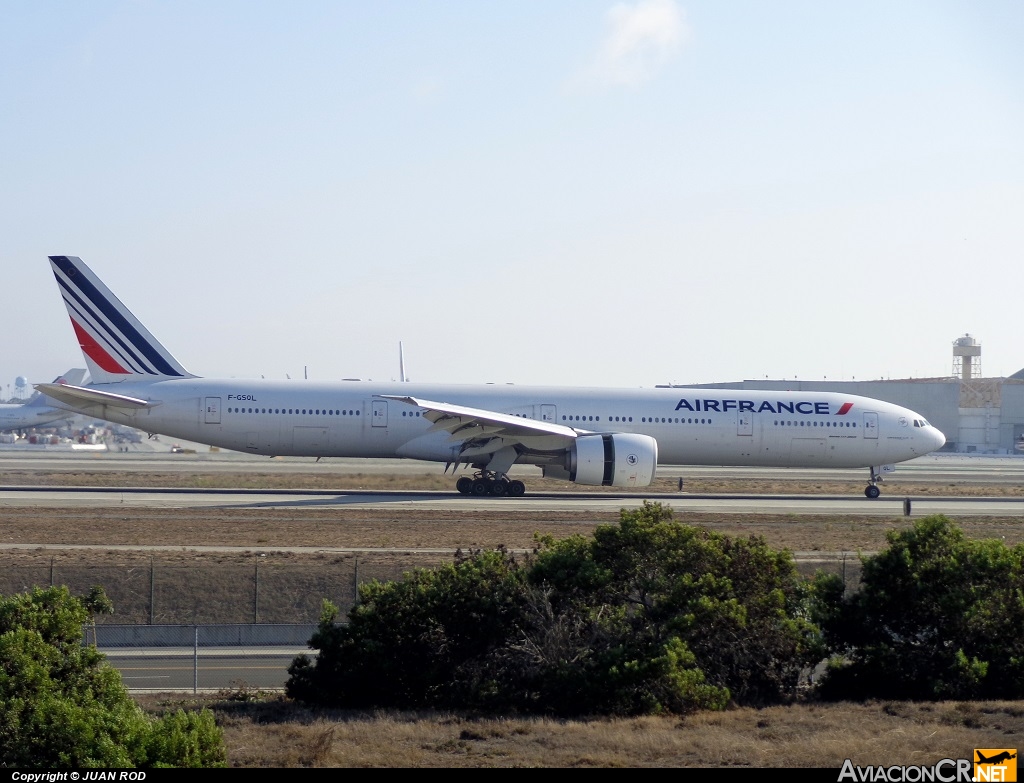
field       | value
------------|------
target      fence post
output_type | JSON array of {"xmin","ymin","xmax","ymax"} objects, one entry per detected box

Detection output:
[
  {"xmin": 354, "ymin": 556, "xmax": 359, "ymax": 607},
  {"xmin": 149, "ymin": 557, "xmax": 155, "ymax": 625},
  {"xmin": 50, "ymin": 556, "xmax": 54, "ymax": 587},
  {"xmin": 254, "ymin": 557, "xmax": 259, "ymax": 624},
  {"xmin": 194, "ymin": 625, "xmax": 199, "ymax": 695}
]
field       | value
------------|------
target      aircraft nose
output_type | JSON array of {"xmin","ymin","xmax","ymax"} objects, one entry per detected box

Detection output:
[{"xmin": 929, "ymin": 426, "xmax": 946, "ymax": 452}]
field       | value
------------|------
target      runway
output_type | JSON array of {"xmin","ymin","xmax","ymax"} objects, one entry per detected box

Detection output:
[
  {"xmin": 1, "ymin": 447, "xmax": 1023, "ymax": 515},
  {"xmin": 3, "ymin": 446, "xmax": 1024, "ymax": 485},
  {"xmin": 0, "ymin": 484, "xmax": 1021, "ymax": 516}
]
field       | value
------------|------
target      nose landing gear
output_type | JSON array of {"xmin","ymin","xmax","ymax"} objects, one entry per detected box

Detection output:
[{"xmin": 456, "ymin": 471, "xmax": 526, "ymax": 497}]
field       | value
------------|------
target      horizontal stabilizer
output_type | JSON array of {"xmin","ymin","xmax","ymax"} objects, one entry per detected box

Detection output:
[{"xmin": 33, "ymin": 383, "xmax": 153, "ymax": 410}]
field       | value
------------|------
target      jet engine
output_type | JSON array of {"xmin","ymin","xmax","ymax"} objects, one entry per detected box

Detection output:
[{"xmin": 542, "ymin": 432, "xmax": 657, "ymax": 487}]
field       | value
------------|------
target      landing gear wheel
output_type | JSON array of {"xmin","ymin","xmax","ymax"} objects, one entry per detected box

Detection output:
[
  {"xmin": 864, "ymin": 466, "xmax": 882, "ymax": 499},
  {"xmin": 456, "ymin": 471, "xmax": 526, "ymax": 498}
]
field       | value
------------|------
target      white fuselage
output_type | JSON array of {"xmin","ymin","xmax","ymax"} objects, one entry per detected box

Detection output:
[
  {"xmin": 0, "ymin": 401, "xmax": 75, "ymax": 432},
  {"xmin": 81, "ymin": 378, "xmax": 944, "ymax": 470}
]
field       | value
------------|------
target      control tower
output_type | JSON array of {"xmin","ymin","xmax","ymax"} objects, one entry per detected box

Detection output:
[{"xmin": 952, "ymin": 334, "xmax": 981, "ymax": 381}]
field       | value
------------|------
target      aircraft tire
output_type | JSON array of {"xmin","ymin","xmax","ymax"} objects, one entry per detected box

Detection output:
[
  {"xmin": 865, "ymin": 485, "xmax": 881, "ymax": 499},
  {"xmin": 456, "ymin": 477, "xmax": 473, "ymax": 494},
  {"xmin": 472, "ymin": 479, "xmax": 489, "ymax": 496},
  {"xmin": 508, "ymin": 480, "xmax": 526, "ymax": 497},
  {"xmin": 491, "ymin": 479, "xmax": 508, "ymax": 496}
]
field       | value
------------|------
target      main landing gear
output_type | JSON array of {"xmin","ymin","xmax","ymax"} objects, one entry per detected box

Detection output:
[
  {"xmin": 456, "ymin": 471, "xmax": 526, "ymax": 497},
  {"xmin": 865, "ymin": 467, "xmax": 882, "ymax": 499}
]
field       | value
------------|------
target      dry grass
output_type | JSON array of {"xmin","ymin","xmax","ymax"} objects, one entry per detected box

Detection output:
[
  {"xmin": 137, "ymin": 692, "xmax": 1024, "ymax": 768},
  {"xmin": 2, "ymin": 505, "xmax": 1023, "ymax": 557}
]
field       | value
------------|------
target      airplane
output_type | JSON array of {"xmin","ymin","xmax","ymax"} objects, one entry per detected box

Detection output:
[
  {"xmin": 0, "ymin": 368, "xmax": 87, "ymax": 433},
  {"xmin": 977, "ymin": 751, "xmax": 1016, "ymax": 765},
  {"xmin": 35, "ymin": 255, "xmax": 945, "ymax": 499}
]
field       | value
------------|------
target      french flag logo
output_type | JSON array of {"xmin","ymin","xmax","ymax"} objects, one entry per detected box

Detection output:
[{"xmin": 835, "ymin": 402, "xmax": 854, "ymax": 415}]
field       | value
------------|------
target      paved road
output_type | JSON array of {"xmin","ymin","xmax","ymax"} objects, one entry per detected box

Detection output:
[
  {"xmin": 104, "ymin": 648, "xmax": 310, "ymax": 692},
  {"xmin": 0, "ymin": 484, "xmax": 1021, "ymax": 516}
]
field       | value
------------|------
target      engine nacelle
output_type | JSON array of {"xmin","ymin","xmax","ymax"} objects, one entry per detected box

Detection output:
[{"xmin": 543, "ymin": 433, "xmax": 658, "ymax": 487}]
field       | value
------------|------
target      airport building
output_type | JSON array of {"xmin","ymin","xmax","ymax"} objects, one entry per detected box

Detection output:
[{"xmin": 680, "ymin": 335, "xmax": 1024, "ymax": 455}]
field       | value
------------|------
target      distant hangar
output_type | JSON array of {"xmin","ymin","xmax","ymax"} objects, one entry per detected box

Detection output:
[{"xmin": 677, "ymin": 335, "xmax": 1024, "ymax": 455}]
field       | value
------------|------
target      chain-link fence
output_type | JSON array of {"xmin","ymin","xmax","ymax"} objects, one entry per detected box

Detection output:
[{"xmin": 0, "ymin": 553, "xmax": 448, "ymax": 624}]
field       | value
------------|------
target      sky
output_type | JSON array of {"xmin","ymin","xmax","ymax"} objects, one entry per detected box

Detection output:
[{"xmin": 2, "ymin": 1, "xmax": 1022, "ymax": 396}]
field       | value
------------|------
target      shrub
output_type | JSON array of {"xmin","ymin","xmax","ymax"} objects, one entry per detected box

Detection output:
[
  {"xmin": 816, "ymin": 515, "xmax": 1024, "ymax": 700},
  {"xmin": 0, "ymin": 586, "xmax": 227, "ymax": 768},
  {"xmin": 525, "ymin": 501, "xmax": 823, "ymax": 707},
  {"xmin": 288, "ymin": 549, "xmax": 527, "ymax": 708},
  {"xmin": 288, "ymin": 502, "xmax": 821, "ymax": 715}
]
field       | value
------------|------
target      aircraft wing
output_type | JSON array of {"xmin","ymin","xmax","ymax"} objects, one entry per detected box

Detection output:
[
  {"xmin": 379, "ymin": 395, "xmax": 579, "ymax": 442},
  {"xmin": 33, "ymin": 383, "xmax": 153, "ymax": 411}
]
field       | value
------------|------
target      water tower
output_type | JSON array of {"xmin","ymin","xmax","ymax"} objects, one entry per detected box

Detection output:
[
  {"xmin": 14, "ymin": 376, "xmax": 28, "ymax": 400},
  {"xmin": 952, "ymin": 334, "xmax": 981, "ymax": 381}
]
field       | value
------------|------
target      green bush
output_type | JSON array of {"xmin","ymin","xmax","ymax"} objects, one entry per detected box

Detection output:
[
  {"xmin": 525, "ymin": 500, "xmax": 823, "ymax": 708},
  {"xmin": 145, "ymin": 708, "xmax": 227, "ymax": 768},
  {"xmin": 815, "ymin": 515, "xmax": 1024, "ymax": 700},
  {"xmin": 288, "ymin": 548, "xmax": 526, "ymax": 708},
  {"xmin": 288, "ymin": 502, "xmax": 821, "ymax": 715},
  {"xmin": 0, "ymin": 586, "xmax": 227, "ymax": 768}
]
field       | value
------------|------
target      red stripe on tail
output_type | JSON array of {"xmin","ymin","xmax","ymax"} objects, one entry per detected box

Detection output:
[{"xmin": 71, "ymin": 319, "xmax": 129, "ymax": 374}]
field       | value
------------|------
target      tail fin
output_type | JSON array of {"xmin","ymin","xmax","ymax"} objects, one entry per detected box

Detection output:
[
  {"xmin": 48, "ymin": 256, "xmax": 195, "ymax": 384},
  {"xmin": 26, "ymin": 368, "xmax": 88, "ymax": 407},
  {"xmin": 58, "ymin": 368, "xmax": 88, "ymax": 386}
]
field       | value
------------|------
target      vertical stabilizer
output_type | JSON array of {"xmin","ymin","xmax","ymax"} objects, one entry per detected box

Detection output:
[
  {"xmin": 26, "ymin": 368, "xmax": 87, "ymax": 407},
  {"xmin": 48, "ymin": 256, "xmax": 195, "ymax": 384}
]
